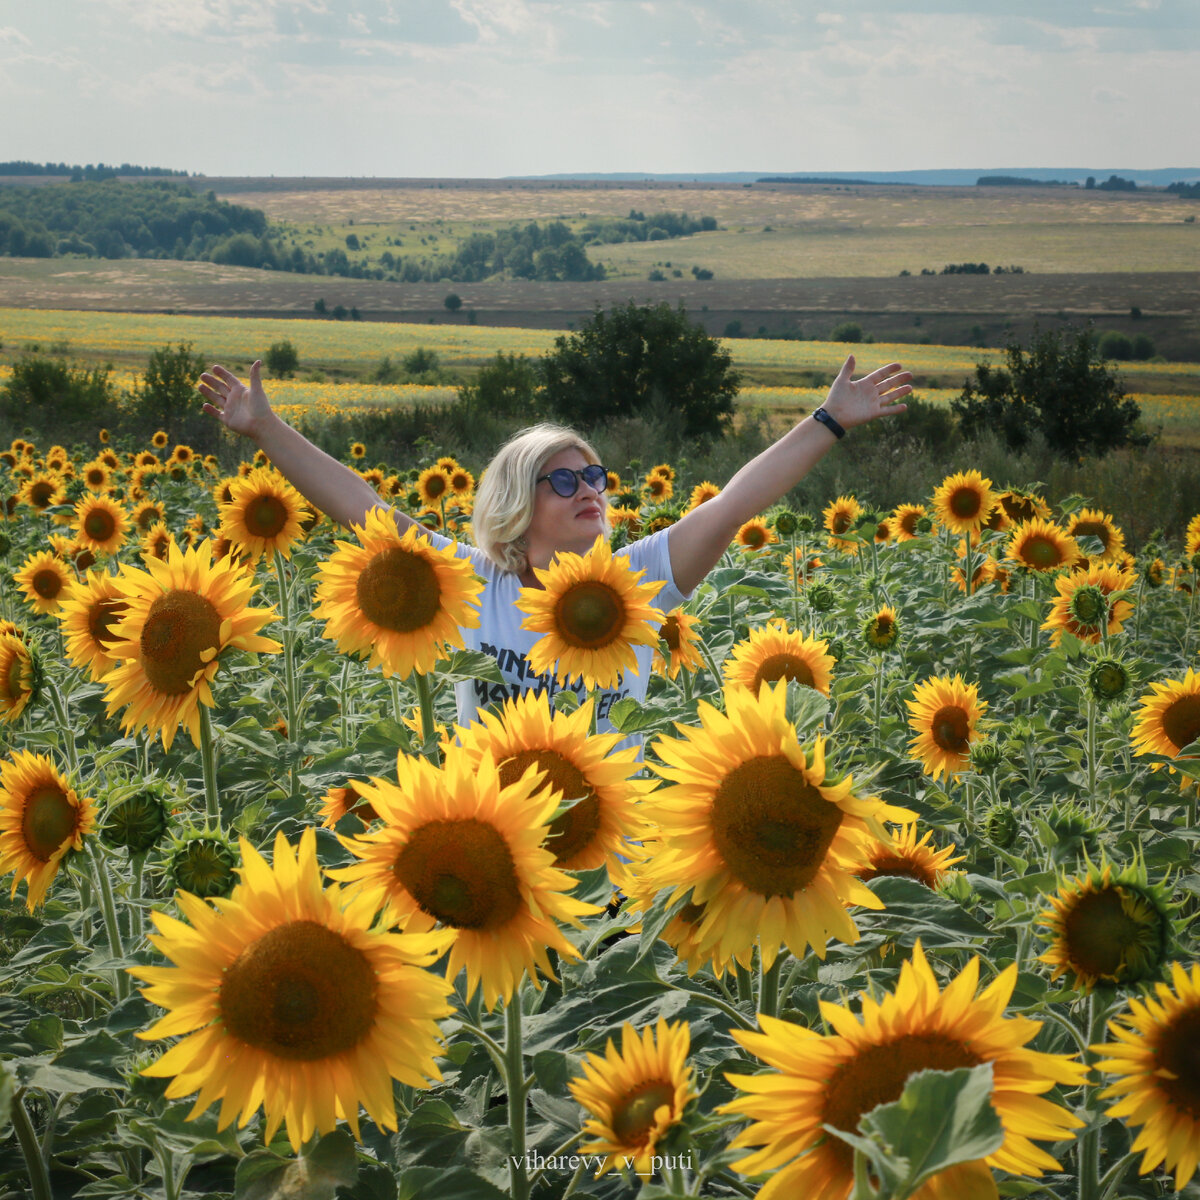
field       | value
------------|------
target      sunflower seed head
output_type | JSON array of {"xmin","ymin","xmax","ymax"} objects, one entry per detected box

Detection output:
[
  {"xmin": 1087, "ymin": 657, "xmax": 1131, "ymax": 703},
  {"xmin": 168, "ymin": 830, "xmax": 239, "ymax": 899},
  {"xmin": 983, "ymin": 803, "xmax": 1019, "ymax": 847},
  {"xmin": 807, "ymin": 581, "xmax": 837, "ymax": 612}
]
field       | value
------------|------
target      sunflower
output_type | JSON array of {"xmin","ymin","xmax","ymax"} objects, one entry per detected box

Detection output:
[
  {"xmin": 151, "ymin": 430, "xmax": 169, "ymax": 449},
  {"xmin": 453, "ymin": 691, "xmax": 650, "ymax": 873},
  {"xmin": 608, "ymin": 505, "xmax": 642, "ymax": 535},
  {"xmin": 1041, "ymin": 561, "xmax": 1136, "ymax": 647},
  {"xmin": 57, "ymin": 570, "xmax": 129, "ymax": 681},
  {"xmin": 99, "ymin": 450, "xmax": 121, "ymax": 470},
  {"xmin": 416, "ymin": 466, "xmax": 452, "ymax": 508},
  {"xmin": 1130, "ymin": 669, "xmax": 1200, "ymax": 759},
  {"xmin": 329, "ymin": 748, "xmax": 598, "ymax": 1009},
  {"xmin": 18, "ymin": 470, "xmax": 66, "ymax": 513},
  {"xmin": 785, "ymin": 550, "xmax": 823, "ymax": 587},
  {"xmin": 640, "ymin": 473, "xmax": 672, "ymax": 504},
  {"xmin": 1093, "ymin": 960, "xmax": 1200, "ymax": 1191},
  {"xmin": 653, "ymin": 608, "xmax": 703, "ymax": 679},
  {"xmin": 102, "ymin": 539, "xmax": 281, "ymax": 751},
  {"xmin": 723, "ymin": 620, "xmax": 834, "ymax": 695},
  {"xmin": 861, "ymin": 604, "xmax": 900, "ymax": 651},
  {"xmin": 318, "ymin": 781, "xmax": 378, "ymax": 829},
  {"xmin": 686, "ymin": 481, "xmax": 721, "ymax": 512},
  {"xmin": 1037, "ymin": 863, "xmax": 1169, "ymax": 991},
  {"xmin": 80, "ymin": 459, "xmax": 113, "ymax": 492},
  {"xmin": 606, "ymin": 469, "xmax": 623, "ymax": 494},
  {"xmin": 734, "ymin": 517, "xmax": 776, "ymax": 553},
  {"xmin": 932, "ymin": 470, "xmax": 996, "ymax": 536},
  {"xmin": 1065, "ymin": 508, "xmax": 1125, "ymax": 564},
  {"xmin": 218, "ymin": 467, "xmax": 311, "ymax": 563},
  {"xmin": 998, "ymin": 489, "xmax": 1051, "ymax": 524},
  {"xmin": 72, "ymin": 494, "xmax": 129, "ymax": 557},
  {"xmin": 823, "ymin": 495, "xmax": 863, "ymax": 553},
  {"xmin": 447, "ymin": 465, "xmax": 475, "ymax": 496},
  {"xmin": 435, "ymin": 455, "xmax": 458, "ymax": 473},
  {"xmin": 0, "ymin": 750, "xmax": 96, "ymax": 909},
  {"xmin": 950, "ymin": 543, "xmax": 1006, "ymax": 594},
  {"xmin": 98, "ymin": 428, "xmax": 110, "ymax": 444},
  {"xmin": 14, "ymin": 551, "xmax": 73, "ymax": 615},
  {"xmin": 0, "ymin": 633, "xmax": 39, "ymax": 722},
  {"xmin": 568, "ymin": 1017, "xmax": 696, "ymax": 1178},
  {"xmin": 721, "ymin": 942, "xmax": 1086, "ymax": 1200},
  {"xmin": 132, "ymin": 500, "xmax": 165, "ymax": 532},
  {"xmin": 313, "ymin": 509, "xmax": 482, "ymax": 679},
  {"xmin": 1006, "ymin": 517, "xmax": 1081, "ymax": 573},
  {"xmin": 140, "ymin": 521, "xmax": 176, "ymax": 563},
  {"xmin": 1186, "ymin": 513, "xmax": 1200, "ymax": 556},
  {"xmin": 857, "ymin": 823, "xmax": 964, "ymax": 889},
  {"xmin": 518, "ymin": 535, "xmax": 664, "ymax": 690},
  {"xmin": 649, "ymin": 462, "xmax": 676, "ymax": 482},
  {"xmin": 642, "ymin": 684, "xmax": 912, "ymax": 972},
  {"xmin": 349, "ymin": 441, "xmax": 366, "ymax": 460},
  {"xmin": 131, "ymin": 828, "xmax": 454, "ymax": 1153},
  {"xmin": 906, "ymin": 674, "xmax": 986, "ymax": 780}
]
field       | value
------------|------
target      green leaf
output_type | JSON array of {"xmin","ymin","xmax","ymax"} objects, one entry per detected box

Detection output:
[
  {"xmin": 437, "ymin": 650, "xmax": 505, "ymax": 685},
  {"xmin": 0, "ymin": 1059, "xmax": 14, "ymax": 1133},
  {"xmin": 396, "ymin": 1167, "xmax": 508, "ymax": 1200},
  {"xmin": 825, "ymin": 1064, "xmax": 1003, "ymax": 1200},
  {"xmin": 235, "ymin": 1130, "xmax": 357, "ymax": 1200}
]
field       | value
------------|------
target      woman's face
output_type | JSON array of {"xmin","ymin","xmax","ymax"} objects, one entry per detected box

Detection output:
[{"xmin": 522, "ymin": 447, "xmax": 608, "ymax": 570}]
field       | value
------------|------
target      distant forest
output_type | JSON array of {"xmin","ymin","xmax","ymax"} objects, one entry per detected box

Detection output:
[
  {"xmin": 0, "ymin": 179, "xmax": 716, "ymax": 283},
  {"xmin": 0, "ymin": 160, "xmax": 188, "ymax": 179}
]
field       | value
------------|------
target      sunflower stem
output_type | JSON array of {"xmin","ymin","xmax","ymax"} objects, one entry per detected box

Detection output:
[
  {"xmin": 87, "ymin": 841, "xmax": 129, "ymax": 1001},
  {"xmin": 757, "ymin": 955, "xmax": 782, "ymax": 1019},
  {"xmin": 338, "ymin": 657, "xmax": 351, "ymax": 746},
  {"xmin": 46, "ymin": 680, "xmax": 79, "ymax": 777},
  {"xmin": 527, "ymin": 1132, "xmax": 586, "ymax": 1188},
  {"xmin": 198, "ymin": 704, "xmax": 220, "ymax": 825},
  {"xmin": 1086, "ymin": 696, "xmax": 1099, "ymax": 796},
  {"xmin": 413, "ymin": 671, "xmax": 437, "ymax": 760},
  {"xmin": 1077, "ymin": 992, "xmax": 1110, "ymax": 1200},
  {"xmin": 788, "ymin": 531, "xmax": 800, "ymax": 627},
  {"xmin": 272, "ymin": 553, "xmax": 301, "ymax": 798},
  {"xmin": 872, "ymin": 654, "xmax": 884, "ymax": 748},
  {"xmin": 735, "ymin": 963, "xmax": 753, "ymax": 1006},
  {"xmin": 504, "ymin": 995, "xmax": 531, "ymax": 1200},
  {"xmin": 11, "ymin": 1092, "xmax": 53, "ymax": 1200}
]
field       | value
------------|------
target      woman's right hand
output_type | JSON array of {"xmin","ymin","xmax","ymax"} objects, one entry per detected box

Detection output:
[{"xmin": 198, "ymin": 361, "xmax": 274, "ymax": 439}]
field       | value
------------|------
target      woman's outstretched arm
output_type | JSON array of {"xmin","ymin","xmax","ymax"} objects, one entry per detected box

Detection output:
[
  {"xmin": 665, "ymin": 355, "xmax": 911, "ymax": 594},
  {"xmin": 198, "ymin": 360, "xmax": 414, "ymax": 533}
]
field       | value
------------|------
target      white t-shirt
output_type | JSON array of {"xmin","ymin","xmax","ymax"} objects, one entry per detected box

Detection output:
[{"xmin": 423, "ymin": 527, "xmax": 690, "ymax": 737}]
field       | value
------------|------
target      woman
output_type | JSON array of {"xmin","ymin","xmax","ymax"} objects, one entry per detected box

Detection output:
[{"xmin": 198, "ymin": 355, "xmax": 910, "ymax": 733}]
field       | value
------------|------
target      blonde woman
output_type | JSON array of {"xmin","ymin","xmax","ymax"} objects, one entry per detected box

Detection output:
[{"xmin": 199, "ymin": 356, "xmax": 910, "ymax": 732}]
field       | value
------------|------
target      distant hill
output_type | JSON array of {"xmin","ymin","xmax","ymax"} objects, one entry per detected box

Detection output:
[{"xmin": 521, "ymin": 168, "xmax": 1200, "ymax": 187}]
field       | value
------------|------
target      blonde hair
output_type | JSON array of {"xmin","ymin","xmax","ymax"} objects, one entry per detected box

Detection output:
[{"xmin": 472, "ymin": 423, "xmax": 606, "ymax": 574}]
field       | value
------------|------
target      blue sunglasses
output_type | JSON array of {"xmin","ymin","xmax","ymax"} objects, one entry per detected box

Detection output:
[{"xmin": 537, "ymin": 464, "xmax": 609, "ymax": 498}]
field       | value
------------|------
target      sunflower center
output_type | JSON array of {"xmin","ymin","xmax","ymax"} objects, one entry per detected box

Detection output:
[
  {"xmin": 139, "ymin": 589, "xmax": 222, "ymax": 695},
  {"xmin": 1155, "ymin": 1006, "xmax": 1200, "ymax": 1118},
  {"xmin": 1061, "ymin": 887, "xmax": 1157, "ymax": 980},
  {"xmin": 711, "ymin": 755, "xmax": 843, "ymax": 897},
  {"xmin": 823, "ymin": 1034, "xmax": 982, "ymax": 1167},
  {"xmin": 554, "ymin": 581, "xmax": 625, "ymax": 649},
  {"xmin": 1161, "ymin": 695, "xmax": 1200, "ymax": 753},
  {"xmin": 21, "ymin": 785, "xmax": 77, "ymax": 861},
  {"xmin": 949, "ymin": 487, "xmax": 983, "ymax": 519},
  {"xmin": 1072, "ymin": 520, "xmax": 1110, "ymax": 551},
  {"xmin": 499, "ymin": 749, "xmax": 600, "ymax": 865},
  {"xmin": 218, "ymin": 920, "xmax": 378, "ymax": 1061},
  {"xmin": 88, "ymin": 598, "xmax": 127, "ymax": 646},
  {"xmin": 355, "ymin": 547, "xmax": 442, "ymax": 633},
  {"xmin": 83, "ymin": 508, "xmax": 116, "ymax": 541},
  {"xmin": 860, "ymin": 853, "xmax": 937, "ymax": 889},
  {"xmin": 832, "ymin": 512, "xmax": 852, "ymax": 535},
  {"xmin": 30, "ymin": 482, "xmax": 55, "ymax": 507},
  {"xmin": 743, "ymin": 527, "xmax": 767, "ymax": 549},
  {"xmin": 931, "ymin": 706, "xmax": 971, "ymax": 753},
  {"xmin": 245, "ymin": 494, "xmax": 289, "ymax": 537},
  {"xmin": 659, "ymin": 615, "xmax": 682, "ymax": 651},
  {"xmin": 395, "ymin": 818, "xmax": 522, "ymax": 929},
  {"xmin": 900, "ymin": 512, "xmax": 919, "ymax": 535},
  {"xmin": 610, "ymin": 1080, "xmax": 676, "ymax": 1145},
  {"xmin": 752, "ymin": 653, "xmax": 816, "ymax": 690},
  {"xmin": 31, "ymin": 568, "xmax": 64, "ymax": 599},
  {"xmin": 5, "ymin": 653, "xmax": 26, "ymax": 698},
  {"xmin": 1022, "ymin": 535, "xmax": 1064, "ymax": 569}
]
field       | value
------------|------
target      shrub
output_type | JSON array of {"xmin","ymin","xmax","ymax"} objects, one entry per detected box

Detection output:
[
  {"xmin": 457, "ymin": 353, "xmax": 543, "ymax": 421},
  {"xmin": 830, "ymin": 321, "xmax": 863, "ymax": 343},
  {"xmin": 265, "ymin": 339, "xmax": 299, "ymax": 379},
  {"xmin": 0, "ymin": 356, "xmax": 122, "ymax": 442},
  {"xmin": 1098, "ymin": 331, "xmax": 1133, "ymax": 361},
  {"xmin": 130, "ymin": 342, "xmax": 212, "ymax": 447}
]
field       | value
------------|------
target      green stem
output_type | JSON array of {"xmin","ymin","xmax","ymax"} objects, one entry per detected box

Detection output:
[
  {"xmin": 758, "ymin": 955, "xmax": 782, "ymax": 1019},
  {"xmin": 735, "ymin": 962, "xmax": 753, "ymax": 1006},
  {"xmin": 505, "ymin": 997, "xmax": 530, "ymax": 1200},
  {"xmin": 198, "ymin": 705, "xmax": 220, "ymax": 825},
  {"xmin": 87, "ymin": 842, "xmax": 129, "ymax": 1000},
  {"xmin": 338, "ymin": 658, "xmax": 351, "ymax": 746},
  {"xmin": 1078, "ymin": 993, "xmax": 1110, "ymax": 1200},
  {"xmin": 789, "ymin": 530, "xmax": 800, "ymax": 627},
  {"xmin": 1086, "ymin": 696, "xmax": 1099, "ymax": 796},
  {"xmin": 872, "ymin": 653, "xmax": 884, "ymax": 747},
  {"xmin": 671, "ymin": 982, "xmax": 755, "ymax": 1031},
  {"xmin": 11, "ymin": 1093, "xmax": 53, "ymax": 1200},
  {"xmin": 413, "ymin": 671, "xmax": 438, "ymax": 759},
  {"xmin": 273, "ymin": 554, "xmax": 300, "ymax": 797},
  {"xmin": 46, "ymin": 681, "xmax": 79, "ymax": 776},
  {"xmin": 527, "ymin": 1132, "xmax": 587, "ymax": 1188}
]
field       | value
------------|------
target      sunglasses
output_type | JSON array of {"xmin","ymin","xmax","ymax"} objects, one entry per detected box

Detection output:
[{"xmin": 537, "ymin": 463, "xmax": 610, "ymax": 498}]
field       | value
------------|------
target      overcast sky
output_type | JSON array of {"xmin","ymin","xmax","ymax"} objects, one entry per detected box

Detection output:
[{"xmin": 1, "ymin": 0, "xmax": 1197, "ymax": 177}]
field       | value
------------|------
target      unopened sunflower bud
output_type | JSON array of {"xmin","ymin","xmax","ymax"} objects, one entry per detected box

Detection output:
[
  {"xmin": 794, "ymin": 513, "xmax": 816, "ymax": 533},
  {"xmin": 101, "ymin": 790, "xmax": 169, "ymax": 855},
  {"xmin": 1068, "ymin": 585, "xmax": 1107, "ymax": 629},
  {"xmin": 807, "ymin": 582, "xmax": 837, "ymax": 612},
  {"xmin": 983, "ymin": 803, "xmax": 1019, "ymax": 847},
  {"xmin": 969, "ymin": 739, "xmax": 1003, "ymax": 774},
  {"xmin": 824, "ymin": 637, "xmax": 845, "ymax": 664},
  {"xmin": 914, "ymin": 515, "xmax": 934, "ymax": 535},
  {"xmin": 168, "ymin": 830, "xmax": 238, "ymax": 899},
  {"xmin": 862, "ymin": 608, "xmax": 900, "ymax": 651},
  {"xmin": 1088, "ymin": 657, "xmax": 1131, "ymax": 703},
  {"xmin": 773, "ymin": 510, "xmax": 800, "ymax": 537}
]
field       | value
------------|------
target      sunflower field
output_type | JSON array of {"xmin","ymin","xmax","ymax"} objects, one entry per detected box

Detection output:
[{"xmin": 2, "ymin": 432, "xmax": 1200, "ymax": 1200}]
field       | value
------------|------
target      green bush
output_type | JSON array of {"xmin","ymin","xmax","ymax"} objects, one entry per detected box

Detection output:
[
  {"xmin": 129, "ymin": 342, "xmax": 214, "ymax": 449},
  {"xmin": 831, "ymin": 321, "xmax": 864, "ymax": 343},
  {"xmin": 457, "ymin": 353, "xmax": 543, "ymax": 421},
  {"xmin": 1098, "ymin": 330, "xmax": 1133, "ymax": 360},
  {"xmin": 265, "ymin": 339, "xmax": 299, "ymax": 379},
  {"xmin": 0, "ymin": 356, "xmax": 122, "ymax": 442}
]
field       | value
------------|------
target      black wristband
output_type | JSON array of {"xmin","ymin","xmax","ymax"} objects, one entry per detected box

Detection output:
[{"xmin": 812, "ymin": 407, "xmax": 846, "ymax": 440}]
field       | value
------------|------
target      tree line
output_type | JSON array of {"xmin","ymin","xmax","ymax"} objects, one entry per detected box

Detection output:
[{"xmin": 0, "ymin": 161, "xmax": 188, "ymax": 179}]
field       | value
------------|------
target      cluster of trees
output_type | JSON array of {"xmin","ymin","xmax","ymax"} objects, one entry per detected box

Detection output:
[
  {"xmin": 903, "ymin": 263, "xmax": 1026, "ymax": 276},
  {"xmin": 579, "ymin": 210, "xmax": 717, "ymax": 243},
  {"xmin": 0, "ymin": 181, "xmax": 271, "ymax": 262},
  {"xmin": 976, "ymin": 176, "xmax": 1075, "ymax": 187},
  {"xmin": 1167, "ymin": 181, "xmax": 1200, "ymax": 199},
  {"xmin": 1087, "ymin": 175, "xmax": 1138, "ymax": 191},
  {"xmin": 0, "ymin": 161, "xmax": 187, "ymax": 179}
]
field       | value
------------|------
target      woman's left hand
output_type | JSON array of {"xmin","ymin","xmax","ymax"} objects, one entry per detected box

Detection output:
[{"xmin": 822, "ymin": 355, "xmax": 912, "ymax": 430}]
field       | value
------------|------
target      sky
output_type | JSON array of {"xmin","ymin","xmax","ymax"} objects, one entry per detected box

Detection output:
[{"xmin": 1, "ymin": 0, "xmax": 1197, "ymax": 178}]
